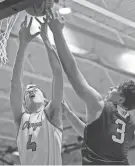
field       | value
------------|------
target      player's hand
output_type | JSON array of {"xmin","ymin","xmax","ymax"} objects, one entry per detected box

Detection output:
[
  {"xmin": 19, "ymin": 16, "xmax": 40, "ymax": 45},
  {"xmin": 35, "ymin": 17, "xmax": 53, "ymax": 49},
  {"xmin": 47, "ymin": 9, "xmax": 64, "ymax": 34},
  {"xmin": 35, "ymin": 17, "xmax": 49, "ymax": 41}
]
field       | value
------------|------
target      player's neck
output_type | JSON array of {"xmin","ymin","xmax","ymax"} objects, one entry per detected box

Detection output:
[
  {"xmin": 28, "ymin": 103, "xmax": 45, "ymax": 114},
  {"xmin": 117, "ymin": 103, "xmax": 127, "ymax": 111}
]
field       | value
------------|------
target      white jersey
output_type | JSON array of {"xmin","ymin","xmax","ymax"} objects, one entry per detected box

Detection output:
[{"xmin": 17, "ymin": 108, "xmax": 62, "ymax": 165}]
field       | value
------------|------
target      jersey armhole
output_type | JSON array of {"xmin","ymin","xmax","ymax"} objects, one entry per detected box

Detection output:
[
  {"xmin": 84, "ymin": 102, "xmax": 107, "ymax": 141},
  {"xmin": 44, "ymin": 104, "xmax": 63, "ymax": 133},
  {"xmin": 44, "ymin": 110, "xmax": 63, "ymax": 133}
]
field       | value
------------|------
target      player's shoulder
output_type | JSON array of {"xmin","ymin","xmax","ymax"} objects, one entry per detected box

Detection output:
[
  {"xmin": 102, "ymin": 101, "xmax": 116, "ymax": 114},
  {"xmin": 104, "ymin": 101, "xmax": 115, "ymax": 108},
  {"xmin": 20, "ymin": 111, "xmax": 30, "ymax": 124},
  {"xmin": 21, "ymin": 106, "xmax": 30, "ymax": 118},
  {"xmin": 44, "ymin": 100, "xmax": 63, "ymax": 132}
]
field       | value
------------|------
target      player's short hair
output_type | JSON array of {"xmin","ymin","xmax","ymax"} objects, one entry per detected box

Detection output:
[{"xmin": 119, "ymin": 80, "xmax": 135, "ymax": 110}]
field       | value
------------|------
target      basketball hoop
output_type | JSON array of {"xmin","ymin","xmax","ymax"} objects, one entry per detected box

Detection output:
[{"xmin": 0, "ymin": 13, "xmax": 19, "ymax": 66}]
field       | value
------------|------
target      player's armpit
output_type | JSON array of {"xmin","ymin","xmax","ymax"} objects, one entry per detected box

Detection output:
[
  {"xmin": 62, "ymin": 101, "xmax": 86, "ymax": 137},
  {"xmin": 45, "ymin": 101, "xmax": 63, "ymax": 130},
  {"xmin": 65, "ymin": 111, "xmax": 86, "ymax": 138}
]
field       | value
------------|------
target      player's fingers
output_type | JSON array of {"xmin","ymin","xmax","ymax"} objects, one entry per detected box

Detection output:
[
  {"xmin": 28, "ymin": 17, "xmax": 33, "ymax": 28},
  {"xmin": 43, "ymin": 17, "xmax": 46, "ymax": 22},
  {"xmin": 24, "ymin": 15, "xmax": 27, "ymax": 27},
  {"xmin": 21, "ymin": 16, "xmax": 27, "ymax": 28},
  {"xmin": 46, "ymin": 10, "xmax": 51, "ymax": 20},
  {"xmin": 48, "ymin": 8, "xmax": 54, "ymax": 19},
  {"xmin": 43, "ymin": 17, "xmax": 48, "ymax": 24},
  {"xmin": 35, "ymin": 17, "xmax": 42, "ymax": 25},
  {"xmin": 21, "ymin": 22, "xmax": 25, "ymax": 28}
]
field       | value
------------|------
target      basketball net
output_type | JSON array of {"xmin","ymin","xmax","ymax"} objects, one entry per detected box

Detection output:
[{"xmin": 0, "ymin": 13, "xmax": 19, "ymax": 66}]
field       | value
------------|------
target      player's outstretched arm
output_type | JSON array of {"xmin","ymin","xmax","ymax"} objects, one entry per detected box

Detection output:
[
  {"xmin": 62, "ymin": 101, "xmax": 85, "ymax": 137},
  {"xmin": 10, "ymin": 17, "xmax": 40, "ymax": 129},
  {"xmin": 48, "ymin": 11, "xmax": 104, "ymax": 122},
  {"xmin": 36, "ymin": 17, "xmax": 63, "ymax": 128}
]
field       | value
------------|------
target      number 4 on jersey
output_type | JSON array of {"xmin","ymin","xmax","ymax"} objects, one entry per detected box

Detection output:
[{"xmin": 27, "ymin": 134, "xmax": 37, "ymax": 151}]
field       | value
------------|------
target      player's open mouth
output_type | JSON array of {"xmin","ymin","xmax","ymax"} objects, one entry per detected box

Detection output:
[{"xmin": 29, "ymin": 93, "xmax": 35, "ymax": 98}]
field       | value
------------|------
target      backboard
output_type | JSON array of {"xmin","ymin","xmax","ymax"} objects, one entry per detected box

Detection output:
[{"xmin": 0, "ymin": 0, "xmax": 45, "ymax": 20}]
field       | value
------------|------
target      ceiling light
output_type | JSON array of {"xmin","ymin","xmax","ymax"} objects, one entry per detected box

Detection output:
[{"xmin": 59, "ymin": 7, "xmax": 72, "ymax": 15}]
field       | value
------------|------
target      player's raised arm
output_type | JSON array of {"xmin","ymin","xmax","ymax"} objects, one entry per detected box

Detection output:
[
  {"xmin": 62, "ymin": 101, "xmax": 85, "ymax": 137},
  {"xmin": 10, "ymin": 17, "xmax": 40, "ymax": 128},
  {"xmin": 47, "ymin": 11, "xmax": 104, "ymax": 122},
  {"xmin": 36, "ymin": 17, "xmax": 63, "ymax": 128}
]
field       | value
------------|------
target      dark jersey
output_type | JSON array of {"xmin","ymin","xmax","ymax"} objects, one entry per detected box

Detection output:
[{"xmin": 82, "ymin": 101, "xmax": 135, "ymax": 165}]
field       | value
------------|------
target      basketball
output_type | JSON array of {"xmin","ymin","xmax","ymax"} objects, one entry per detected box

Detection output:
[{"xmin": 25, "ymin": 0, "xmax": 54, "ymax": 17}]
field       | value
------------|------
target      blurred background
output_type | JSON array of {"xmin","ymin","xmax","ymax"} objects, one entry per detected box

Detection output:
[{"xmin": 1, "ymin": 0, "xmax": 135, "ymax": 164}]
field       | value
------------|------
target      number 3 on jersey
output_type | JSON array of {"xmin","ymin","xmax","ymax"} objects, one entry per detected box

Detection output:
[
  {"xmin": 112, "ymin": 119, "xmax": 126, "ymax": 144},
  {"xmin": 27, "ymin": 134, "xmax": 37, "ymax": 151}
]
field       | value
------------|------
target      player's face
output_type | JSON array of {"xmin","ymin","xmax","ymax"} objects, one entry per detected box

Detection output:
[
  {"xmin": 105, "ymin": 86, "xmax": 124, "ymax": 104},
  {"xmin": 24, "ymin": 85, "xmax": 46, "ymax": 110}
]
